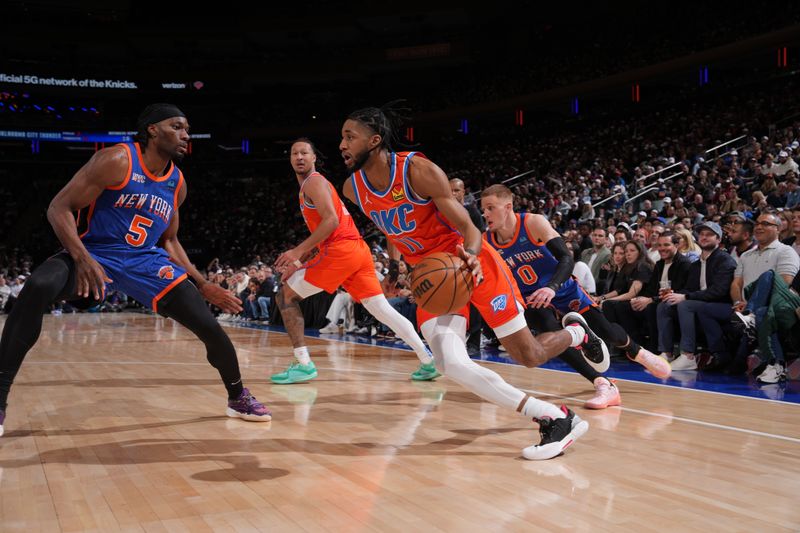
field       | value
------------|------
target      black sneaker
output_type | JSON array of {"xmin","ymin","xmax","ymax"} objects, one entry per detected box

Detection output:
[
  {"xmin": 523, "ymin": 405, "xmax": 589, "ymax": 460},
  {"xmin": 562, "ymin": 312, "xmax": 610, "ymax": 372}
]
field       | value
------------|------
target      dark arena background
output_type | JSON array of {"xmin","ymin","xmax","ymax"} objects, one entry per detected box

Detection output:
[{"xmin": 1, "ymin": 2, "xmax": 800, "ymax": 531}]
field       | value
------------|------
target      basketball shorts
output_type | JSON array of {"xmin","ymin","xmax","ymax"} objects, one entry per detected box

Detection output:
[
  {"xmin": 84, "ymin": 246, "xmax": 188, "ymax": 312},
  {"xmin": 521, "ymin": 278, "xmax": 597, "ymax": 317},
  {"xmin": 286, "ymin": 238, "xmax": 383, "ymax": 302},
  {"xmin": 416, "ymin": 242, "xmax": 526, "ymax": 337}
]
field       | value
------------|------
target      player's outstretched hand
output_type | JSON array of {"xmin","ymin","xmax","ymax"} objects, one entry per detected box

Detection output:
[
  {"xmin": 201, "ymin": 283, "xmax": 243, "ymax": 314},
  {"xmin": 456, "ymin": 244, "xmax": 484, "ymax": 286},
  {"xmin": 75, "ymin": 255, "xmax": 112, "ymax": 300},
  {"xmin": 526, "ymin": 287, "xmax": 555, "ymax": 308}
]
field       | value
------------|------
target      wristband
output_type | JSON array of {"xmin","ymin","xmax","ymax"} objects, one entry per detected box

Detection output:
[{"xmin": 293, "ymin": 260, "xmax": 303, "ymax": 268}]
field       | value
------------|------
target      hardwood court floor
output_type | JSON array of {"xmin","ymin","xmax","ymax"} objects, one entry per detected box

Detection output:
[{"xmin": 1, "ymin": 313, "xmax": 799, "ymax": 532}]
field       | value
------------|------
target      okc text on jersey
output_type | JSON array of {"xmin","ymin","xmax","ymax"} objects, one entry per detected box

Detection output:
[{"xmin": 368, "ymin": 204, "xmax": 417, "ymax": 235}]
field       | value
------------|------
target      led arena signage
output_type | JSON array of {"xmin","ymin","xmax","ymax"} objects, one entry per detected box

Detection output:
[{"xmin": 0, "ymin": 73, "xmax": 138, "ymax": 89}]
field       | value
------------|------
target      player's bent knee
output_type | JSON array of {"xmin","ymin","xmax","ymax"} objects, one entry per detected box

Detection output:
[{"xmin": 498, "ymin": 329, "xmax": 542, "ymax": 368}]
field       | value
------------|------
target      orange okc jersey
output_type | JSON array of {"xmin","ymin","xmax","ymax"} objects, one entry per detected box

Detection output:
[
  {"xmin": 299, "ymin": 172, "xmax": 361, "ymax": 246},
  {"xmin": 350, "ymin": 152, "xmax": 461, "ymax": 264}
]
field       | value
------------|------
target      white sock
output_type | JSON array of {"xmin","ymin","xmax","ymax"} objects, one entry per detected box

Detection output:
[
  {"xmin": 293, "ymin": 346, "xmax": 311, "ymax": 366},
  {"xmin": 519, "ymin": 396, "xmax": 566, "ymax": 420},
  {"xmin": 362, "ymin": 294, "xmax": 433, "ymax": 364},
  {"xmin": 421, "ymin": 315, "xmax": 560, "ymax": 418},
  {"xmin": 564, "ymin": 324, "xmax": 586, "ymax": 347}
]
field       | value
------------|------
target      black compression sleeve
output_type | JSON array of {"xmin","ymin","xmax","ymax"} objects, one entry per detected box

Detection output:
[{"xmin": 545, "ymin": 237, "xmax": 575, "ymax": 291}]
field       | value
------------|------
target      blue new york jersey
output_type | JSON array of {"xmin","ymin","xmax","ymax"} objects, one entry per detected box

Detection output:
[
  {"xmin": 486, "ymin": 213, "xmax": 595, "ymax": 314},
  {"xmin": 81, "ymin": 142, "xmax": 183, "ymax": 251},
  {"xmin": 78, "ymin": 142, "xmax": 188, "ymax": 312}
]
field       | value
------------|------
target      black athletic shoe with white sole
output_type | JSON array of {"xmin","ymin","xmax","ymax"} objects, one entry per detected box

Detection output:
[
  {"xmin": 562, "ymin": 311, "xmax": 610, "ymax": 373},
  {"xmin": 523, "ymin": 405, "xmax": 589, "ymax": 460}
]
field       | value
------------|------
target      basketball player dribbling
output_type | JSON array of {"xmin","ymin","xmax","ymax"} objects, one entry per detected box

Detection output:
[
  {"xmin": 0, "ymin": 104, "xmax": 271, "ymax": 438},
  {"xmin": 270, "ymin": 139, "xmax": 439, "ymax": 384},
  {"xmin": 339, "ymin": 105, "xmax": 609, "ymax": 460}
]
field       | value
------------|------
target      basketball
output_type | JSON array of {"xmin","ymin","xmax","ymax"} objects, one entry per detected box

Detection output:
[{"xmin": 410, "ymin": 252, "xmax": 474, "ymax": 315}]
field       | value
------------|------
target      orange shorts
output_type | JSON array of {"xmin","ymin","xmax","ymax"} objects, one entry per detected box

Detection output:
[
  {"xmin": 416, "ymin": 242, "xmax": 525, "ymax": 333},
  {"xmin": 294, "ymin": 238, "xmax": 383, "ymax": 302}
]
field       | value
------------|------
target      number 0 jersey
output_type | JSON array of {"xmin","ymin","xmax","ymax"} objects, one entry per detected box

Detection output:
[
  {"xmin": 485, "ymin": 213, "xmax": 595, "ymax": 314},
  {"xmin": 79, "ymin": 142, "xmax": 183, "ymax": 252}
]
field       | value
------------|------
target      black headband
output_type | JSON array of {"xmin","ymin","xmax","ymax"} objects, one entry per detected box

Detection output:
[{"xmin": 137, "ymin": 103, "xmax": 185, "ymax": 131}]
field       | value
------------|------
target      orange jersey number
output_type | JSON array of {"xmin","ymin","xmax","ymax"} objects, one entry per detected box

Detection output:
[
  {"xmin": 125, "ymin": 214, "xmax": 154, "ymax": 247},
  {"xmin": 516, "ymin": 264, "xmax": 539, "ymax": 286}
]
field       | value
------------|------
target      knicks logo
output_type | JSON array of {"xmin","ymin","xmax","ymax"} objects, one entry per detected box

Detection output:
[
  {"xmin": 491, "ymin": 295, "xmax": 507, "ymax": 313},
  {"xmin": 568, "ymin": 299, "xmax": 581, "ymax": 311},
  {"xmin": 158, "ymin": 265, "xmax": 175, "ymax": 280},
  {"xmin": 369, "ymin": 204, "xmax": 416, "ymax": 236},
  {"xmin": 391, "ymin": 186, "xmax": 405, "ymax": 202},
  {"xmin": 132, "ymin": 172, "xmax": 146, "ymax": 183}
]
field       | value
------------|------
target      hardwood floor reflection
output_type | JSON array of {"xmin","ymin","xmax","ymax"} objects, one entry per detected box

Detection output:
[{"xmin": 1, "ymin": 313, "xmax": 798, "ymax": 532}]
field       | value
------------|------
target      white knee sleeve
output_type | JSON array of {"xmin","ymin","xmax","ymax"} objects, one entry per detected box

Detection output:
[
  {"xmin": 420, "ymin": 315, "xmax": 525, "ymax": 411},
  {"xmin": 362, "ymin": 294, "xmax": 432, "ymax": 363}
]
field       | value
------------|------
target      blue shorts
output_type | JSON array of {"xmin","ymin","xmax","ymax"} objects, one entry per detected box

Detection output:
[
  {"xmin": 87, "ymin": 246, "xmax": 188, "ymax": 312},
  {"xmin": 523, "ymin": 278, "xmax": 596, "ymax": 316}
]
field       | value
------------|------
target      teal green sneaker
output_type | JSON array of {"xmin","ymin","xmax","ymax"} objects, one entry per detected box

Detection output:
[
  {"xmin": 270, "ymin": 361, "xmax": 318, "ymax": 384},
  {"xmin": 411, "ymin": 362, "xmax": 441, "ymax": 381}
]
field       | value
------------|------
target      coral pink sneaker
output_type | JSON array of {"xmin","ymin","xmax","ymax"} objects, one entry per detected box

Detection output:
[
  {"xmin": 585, "ymin": 378, "xmax": 622, "ymax": 409},
  {"xmin": 633, "ymin": 348, "xmax": 672, "ymax": 379}
]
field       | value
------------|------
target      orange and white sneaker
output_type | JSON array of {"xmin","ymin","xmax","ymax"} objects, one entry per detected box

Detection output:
[
  {"xmin": 633, "ymin": 348, "xmax": 672, "ymax": 379},
  {"xmin": 585, "ymin": 378, "xmax": 621, "ymax": 409}
]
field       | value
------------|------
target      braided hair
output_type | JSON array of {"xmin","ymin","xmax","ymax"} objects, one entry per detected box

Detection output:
[{"xmin": 346, "ymin": 100, "xmax": 413, "ymax": 152}]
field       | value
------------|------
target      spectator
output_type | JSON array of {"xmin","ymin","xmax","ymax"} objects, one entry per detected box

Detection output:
[
  {"xmin": 0, "ymin": 277, "xmax": 10, "ymax": 312},
  {"xmin": 4, "ymin": 275, "xmax": 25, "ymax": 313},
  {"xmin": 601, "ymin": 240, "xmax": 654, "ymax": 325},
  {"xmin": 243, "ymin": 280, "xmax": 261, "ymax": 321},
  {"xmin": 782, "ymin": 206, "xmax": 800, "ymax": 256},
  {"xmin": 580, "ymin": 227, "xmax": 611, "ymax": 288},
  {"xmin": 450, "ymin": 178, "xmax": 485, "ymax": 231},
  {"xmin": 774, "ymin": 150, "xmax": 799, "ymax": 177},
  {"xmin": 724, "ymin": 214, "xmax": 756, "ymax": 260},
  {"xmin": 576, "ymin": 221, "xmax": 593, "ymax": 254},
  {"xmin": 663, "ymin": 222, "xmax": 737, "ymax": 371},
  {"xmin": 254, "ymin": 270, "xmax": 274, "ymax": 322},
  {"xmin": 645, "ymin": 225, "xmax": 664, "ymax": 263},
  {"xmin": 632, "ymin": 227, "xmax": 649, "ymax": 248},
  {"xmin": 618, "ymin": 232, "xmax": 691, "ymax": 351},
  {"xmin": 319, "ymin": 289, "xmax": 355, "ymax": 333},
  {"xmin": 761, "ymin": 154, "xmax": 778, "ymax": 176},
  {"xmin": 674, "ymin": 228, "xmax": 701, "ymax": 262},
  {"xmin": 731, "ymin": 212, "xmax": 800, "ymax": 382},
  {"xmin": 751, "ymin": 190, "xmax": 769, "ymax": 212},
  {"xmin": 778, "ymin": 210, "xmax": 794, "ymax": 243}
]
